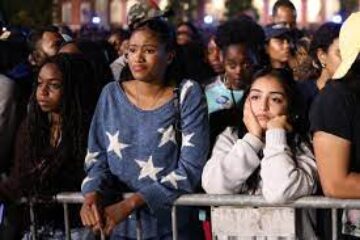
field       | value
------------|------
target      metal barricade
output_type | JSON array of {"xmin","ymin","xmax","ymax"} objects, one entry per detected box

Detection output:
[
  {"xmin": 26, "ymin": 192, "xmax": 143, "ymax": 240},
  {"xmin": 26, "ymin": 193, "xmax": 360, "ymax": 240},
  {"xmin": 172, "ymin": 194, "xmax": 360, "ymax": 240}
]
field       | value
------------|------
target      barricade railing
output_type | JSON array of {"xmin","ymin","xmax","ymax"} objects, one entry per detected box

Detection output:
[
  {"xmin": 172, "ymin": 194, "xmax": 360, "ymax": 240},
  {"xmin": 24, "ymin": 193, "xmax": 360, "ymax": 240},
  {"xmin": 24, "ymin": 192, "xmax": 140, "ymax": 240}
]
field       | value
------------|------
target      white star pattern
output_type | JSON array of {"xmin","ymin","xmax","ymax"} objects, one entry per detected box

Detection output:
[
  {"xmin": 81, "ymin": 176, "xmax": 95, "ymax": 191},
  {"xmin": 161, "ymin": 171, "xmax": 187, "ymax": 189},
  {"xmin": 85, "ymin": 150, "xmax": 99, "ymax": 168},
  {"xmin": 182, "ymin": 132, "xmax": 195, "ymax": 148},
  {"xmin": 158, "ymin": 125, "xmax": 176, "ymax": 147},
  {"xmin": 136, "ymin": 156, "xmax": 164, "ymax": 181},
  {"xmin": 106, "ymin": 131, "xmax": 129, "ymax": 159},
  {"xmin": 180, "ymin": 80, "xmax": 194, "ymax": 105}
]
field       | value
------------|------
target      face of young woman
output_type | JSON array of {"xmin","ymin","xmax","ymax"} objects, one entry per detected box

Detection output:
[
  {"xmin": 248, "ymin": 76, "xmax": 289, "ymax": 130},
  {"xmin": 176, "ymin": 24, "xmax": 193, "ymax": 45},
  {"xmin": 223, "ymin": 44, "xmax": 252, "ymax": 88},
  {"xmin": 267, "ymin": 37, "xmax": 290, "ymax": 66},
  {"xmin": 127, "ymin": 28, "xmax": 171, "ymax": 83},
  {"xmin": 36, "ymin": 63, "xmax": 63, "ymax": 113},
  {"xmin": 324, "ymin": 38, "xmax": 341, "ymax": 77},
  {"xmin": 207, "ymin": 38, "xmax": 224, "ymax": 74}
]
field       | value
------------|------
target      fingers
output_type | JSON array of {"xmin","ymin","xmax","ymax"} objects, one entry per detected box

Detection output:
[
  {"xmin": 267, "ymin": 115, "xmax": 293, "ymax": 131},
  {"xmin": 243, "ymin": 97, "xmax": 251, "ymax": 116},
  {"xmin": 80, "ymin": 202, "xmax": 104, "ymax": 234},
  {"xmin": 104, "ymin": 216, "xmax": 116, "ymax": 235},
  {"xmin": 80, "ymin": 204, "xmax": 94, "ymax": 227},
  {"xmin": 92, "ymin": 203, "xmax": 103, "ymax": 228}
]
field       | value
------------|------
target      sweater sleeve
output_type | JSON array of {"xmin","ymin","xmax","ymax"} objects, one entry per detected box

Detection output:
[
  {"xmin": 0, "ymin": 120, "xmax": 27, "ymax": 202},
  {"xmin": 202, "ymin": 128, "xmax": 264, "ymax": 194},
  {"xmin": 0, "ymin": 76, "xmax": 16, "ymax": 169},
  {"xmin": 137, "ymin": 81, "xmax": 210, "ymax": 212},
  {"xmin": 81, "ymin": 86, "xmax": 113, "ymax": 195},
  {"xmin": 260, "ymin": 129, "xmax": 318, "ymax": 203}
]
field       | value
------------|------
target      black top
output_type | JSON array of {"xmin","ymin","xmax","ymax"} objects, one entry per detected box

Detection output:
[
  {"xmin": 309, "ymin": 80, "xmax": 360, "ymax": 172},
  {"xmin": 298, "ymin": 79, "xmax": 319, "ymax": 112},
  {"xmin": 0, "ymin": 119, "xmax": 85, "ymax": 229},
  {"xmin": 298, "ymin": 79, "xmax": 319, "ymax": 131}
]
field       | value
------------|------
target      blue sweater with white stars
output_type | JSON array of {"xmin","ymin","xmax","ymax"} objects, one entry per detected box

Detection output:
[{"xmin": 81, "ymin": 79, "xmax": 209, "ymax": 239}]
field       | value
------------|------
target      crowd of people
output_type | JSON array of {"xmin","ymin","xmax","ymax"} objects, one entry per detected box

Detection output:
[{"xmin": 1, "ymin": 0, "xmax": 360, "ymax": 239}]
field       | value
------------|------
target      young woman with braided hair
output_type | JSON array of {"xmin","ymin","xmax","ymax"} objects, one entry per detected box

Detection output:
[{"xmin": 0, "ymin": 53, "xmax": 98, "ymax": 239}]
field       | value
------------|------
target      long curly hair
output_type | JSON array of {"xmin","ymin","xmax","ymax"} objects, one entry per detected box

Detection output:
[{"xmin": 25, "ymin": 54, "xmax": 97, "ymax": 184}]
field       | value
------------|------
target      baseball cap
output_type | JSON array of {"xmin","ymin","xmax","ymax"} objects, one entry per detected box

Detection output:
[
  {"xmin": 264, "ymin": 23, "xmax": 291, "ymax": 41},
  {"xmin": 127, "ymin": 0, "xmax": 164, "ymax": 30},
  {"xmin": 333, "ymin": 12, "xmax": 360, "ymax": 79}
]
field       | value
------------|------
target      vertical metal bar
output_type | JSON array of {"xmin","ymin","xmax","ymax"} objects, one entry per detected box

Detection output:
[
  {"xmin": 63, "ymin": 203, "xmax": 71, "ymax": 240},
  {"xmin": 332, "ymin": 208, "xmax": 338, "ymax": 240},
  {"xmin": 135, "ymin": 210, "xmax": 142, "ymax": 240},
  {"xmin": 172, "ymin": 206, "xmax": 178, "ymax": 240},
  {"xmin": 100, "ymin": 231, "xmax": 106, "ymax": 240},
  {"xmin": 29, "ymin": 200, "xmax": 37, "ymax": 240}
]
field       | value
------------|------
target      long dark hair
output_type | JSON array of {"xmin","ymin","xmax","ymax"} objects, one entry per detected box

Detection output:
[
  {"xmin": 240, "ymin": 67, "xmax": 309, "ymax": 148},
  {"xmin": 238, "ymin": 67, "xmax": 311, "ymax": 191},
  {"xmin": 308, "ymin": 22, "xmax": 341, "ymax": 79},
  {"xmin": 25, "ymin": 54, "xmax": 97, "ymax": 183},
  {"xmin": 120, "ymin": 17, "xmax": 183, "ymax": 85}
]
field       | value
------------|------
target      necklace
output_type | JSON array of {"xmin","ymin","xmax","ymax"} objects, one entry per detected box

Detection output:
[
  {"xmin": 135, "ymin": 81, "xmax": 167, "ymax": 110},
  {"xmin": 50, "ymin": 123, "xmax": 62, "ymax": 147}
]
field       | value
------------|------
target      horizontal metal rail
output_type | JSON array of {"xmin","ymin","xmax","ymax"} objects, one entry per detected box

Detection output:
[
  {"xmin": 26, "ymin": 192, "xmax": 136, "ymax": 240},
  {"xmin": 53, "ymin": 192, "xmax": 360, "ymax": 209},
  {"xmin": 26, "ymin": 193, "xmax": 360, "ymax": 240},
  {"xmin": 171, "ymin": 194, "xmax": 360, "ymax": 240},
  {"xmin": 173, "ymin": 194, "xmax": 360, "ymax": 209}
]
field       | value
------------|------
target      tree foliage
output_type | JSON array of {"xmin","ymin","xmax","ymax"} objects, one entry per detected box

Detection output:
[
  {"xmin": 166, "ymin": 0, "xmax": 199, "ymax": 23},
  {"xmin": 0, "ymin": 0, "xmax": 52, "ymax": 27},
  {"xmin": 225, "ymin": 0, "xmax": 256, "ymax": 19}
]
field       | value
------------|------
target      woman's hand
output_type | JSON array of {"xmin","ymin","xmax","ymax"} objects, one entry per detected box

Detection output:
[
  {"xmin": 267, "ymin": 115, "xmax": 293, "ymax": 132},
  {"xmin": 80, "ymin": 192, "xmax": 104, "ymax": 233},
  {"xmin": 103, "ymin": 193, "xmax": 145, "ymax": 235},
  {"xmin": 243, "ymin": 97, "xmax": 263, "ymax": 139}
]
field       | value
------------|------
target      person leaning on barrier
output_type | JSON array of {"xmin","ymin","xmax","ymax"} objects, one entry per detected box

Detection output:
[
  {"xmin": 79, "ymin": 0, "xmax": 209, "ymax": 238},
  {"xmin": 0, "ymin": 54, "xmax": 97, "ymax": 239},
  {"xmin": 309, "ymin": 12, "xmax": 360, "ymax": 238},
  {"xmin": 202, "ymin": 67, "xmax": 318, "ymax": 239}
]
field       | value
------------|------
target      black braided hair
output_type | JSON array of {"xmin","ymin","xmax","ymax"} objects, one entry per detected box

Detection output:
[{"xmin": 25, "ymin": 53, "xmax": 97, "ymax": 184}]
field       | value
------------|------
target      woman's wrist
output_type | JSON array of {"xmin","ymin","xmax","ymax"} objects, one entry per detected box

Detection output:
[
  {"xmin": 248, "ymin": 129, "xmax": 263, "ymax": 140},
  {"xmin": 84, "ymin": 191, "xmax": 100, "ymax": 205},
  {"xmin": 124, "ymin": 193, "xmax": 145, "ymax": 211}
]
